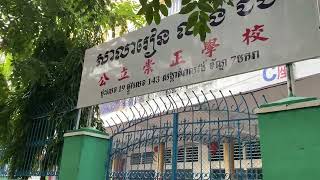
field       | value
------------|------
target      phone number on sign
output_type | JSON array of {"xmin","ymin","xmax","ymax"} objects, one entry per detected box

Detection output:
[{"xmin": 209, "ymin": 50, "xmax": 260, "ymax": 71}]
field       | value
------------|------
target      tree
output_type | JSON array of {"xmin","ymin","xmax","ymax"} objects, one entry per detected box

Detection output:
[
  {"xmin": 137, "ymin": 0, "xmax": 234, "ymax": 41},
  {"xmin": 0, "ymin": 0, "xmax": 144, "ymax": 178},
  {"xmin": 107, "ymin": 1, "xmax": 145, "ymax": 37},
  {"xmin": 0, "ymin": 0, "xmax": 232, "ymax": 178}
]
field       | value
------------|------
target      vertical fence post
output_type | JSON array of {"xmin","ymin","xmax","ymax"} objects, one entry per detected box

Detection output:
[
  {"xmin": 105, "ymin": 137, "xmax": 113, "ymax": 180},
  {"xmin": 286, "ymin": 63, "xmax": 295, "ymax": 97},
  {"xmin": 75, "ymin": 109, "xmax": 82, "ymax": 130},
  {"xmin": 87, "ymin": 106, "xmax": 94, "ymax": 127},
  {"xmin": 171, "ymin": 113, "xmax": 179, "ymax": 180}
]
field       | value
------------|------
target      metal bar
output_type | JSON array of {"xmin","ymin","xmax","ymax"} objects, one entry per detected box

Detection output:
[
  {"xmin": 286, "ymin": 63, "xmax": 295, "ymax": 97},
  {"xmin": 144, "ymin": 117, "xmax": 150, "ymax": 170},
  {"xmin": 240, "ymin": 93, "xmax": 254, "ymax": 171},
  {"xmin": 106, "ymin": 137, "xmax": 113, "ymax": 180},
  {"xmin": 171, "ymin": 113, "xmax": 179, "ymax": 180},
  {"xmin": 87, "ymin": 106, "xmax": 93, "ymax": 127},
  {"xmin": 183, "ymin": 119, "xmax": 186, "ymax": 171},
  {"xmin": 116, "ymin": 113, "xmax": 125, "ymax": 130},
  {"xmin": 158, "ymin": 115, "xmax": 163, "ymax": 179},
  {"xmin": 75, "ymin": 108, "xmax": 82, "ymax": 129}
]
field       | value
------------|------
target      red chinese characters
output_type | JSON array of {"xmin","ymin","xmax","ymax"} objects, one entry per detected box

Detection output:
[
  {"xmin": 278, "ymin": 65, "xmax": 287, "ymax": 79},
  {"xmin": 118, "ymin": 66, "xmax": 130, "ymax": 81},
  {"xmin": 242, "ymin": 24, "xmax": 269, "ymax": 45},
  {"xmin": 202, "ymin": 38, "xmax": 220, "ymax": 57},
  {"xmin": 98, "ymin": 73, "xmax": 110, "ymax": 87},
  {"xmin": 170, "ymin": 50, "xmax": 185, "ymax": 67},
  {"xmin": 143, "ymin": 58, "xmax": 155, "ymax": 75}
]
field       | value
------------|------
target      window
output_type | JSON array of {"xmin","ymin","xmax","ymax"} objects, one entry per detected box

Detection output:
[
  {"xmin": 209, "ymin": 142, "xmax": 244, "ymax": 161},
  {"xmin": 165, "ymin": 146, "xmax": 198, "ymax": 163},
  {"xmin": 131, "ymin": 152, "xmax": 155, "ymax": 165},
  {"xmin": 130, "ymin": 153, "xmax": 141, "ymax": 165},
  {"xmin": 164, "ymin": 149, "xmax": 171, "ymax": 163},
  {"xmin": 234, "ymin": 143, "xmax": 244, "ymax": 160},
  {"xmin": 246, "ymin": 141, "xmax": 261, "ymax": 160},
  {"xmin": 185, "ymin": 146, "xmax": 198, "ymax": 162},
  {"xmin": 142, "ymin": 152, "xmax": 154, "ymax": 164},
  {"xmin": 177, "ymin": 147, "xmax": 185, "ymax": 162},
  {"xmin": 177, "ymin": 145, "xmax": 198, "ymax": 162},
  {"xmin": 209, "ymin": 143, "xmax": 224, "ymax": 161}
]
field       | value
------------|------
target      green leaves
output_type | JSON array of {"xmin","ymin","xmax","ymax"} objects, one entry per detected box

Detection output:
[
  {"xmin": 193, "ymin": 22, "xmax": 201, "ymax": 36},
  {"xmin": 138, "ymin": 0, "xmax": 173, "ymax": 25},
  {"xmin": 111, "ymin": 1, "xmax": 146, "ymax": 30},
  {"xmin": 146, "ymin": 4, "xmax": 154, "ymax": 24},
  {"xmin": 198, "ymin": 2, "xmax": 214, "ymax": 12},
  {"xmin": 187, "ymin": 11, "xmax": 199, "ymax": 29},
  {"xmin": 178, "ymin": 0, "xmax": 218, "ymax": 41},
  {"xmin": 137, "ymin": 7, "xmax": 144, "ymax": 15},
  {"xmin": 199, "ymin": 11, "xmax": 209, "ymax": 22},
  {"xmin": 179, "ymin": 2, "xmax": 197, "ymax": 14},
  {"xmin": 164, "ymin": 0, "xmax": 172, "ymax": 8},
  {"xmin": 153, "ymin": 0, "xmax": 160, "ymax": 11},
  {"xmin": 139, "ymin": 0, "xmax": 147, "ymax": 6},
  {"xmin": 154, "ymin": 11, "xmax": 161, "ymax": 25},
  {"xmin": 227, "ymin": 0, "xmax": 234, "ymax": 6},
  {"xmin": 182, "ymin": 0, "xmax": 192, "ymax": 6},
  {"xmin": 160, "ymin": 4, "xmax": 168, "ymax": 16},
  {"xmin": 136, "ymin": 0, "xmax": 234, "ymax": 41}
]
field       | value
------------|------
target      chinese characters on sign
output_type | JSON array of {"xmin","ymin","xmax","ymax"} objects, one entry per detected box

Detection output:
[
  {"xmin": 99, "ymin": 73, "xmax": 109, "ymax": 87},
  {"xmin": 243, "ymin": 25, "xmax": 269, "ymax": 45},
  {"xmin": 170, "ymin": 50, "xmax": 185, "ymax": 67},
  {"xmin": 96, "ymin": 3, "xmax": 274, "ymax": 88},
  {"xmin": 96, "ymin": 0, "xmax": 277, "ymax": 66},
  {"xmin": 202, "ymin": 38, "xmax": 220, "ymax": 57},
  {"xmin": 118, "ymin": 67, "xmax": 130, "ymax": 81},
  {"xmin": 143, "ymin": 58, "xmax": 155, "ymax": 75},
  {"xmin": 278, "ymin": 65, "xmax": 287, "ymax": 79}
]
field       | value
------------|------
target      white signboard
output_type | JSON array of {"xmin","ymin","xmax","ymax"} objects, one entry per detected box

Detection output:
[{"xmin": 77, "ymin": 0, "xmax": 320, "ymax": 108}]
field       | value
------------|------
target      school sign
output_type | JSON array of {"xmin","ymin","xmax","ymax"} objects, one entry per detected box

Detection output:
[{"xmin": 77, "ymin": 0, "xmax": 320, "ymax": 108}]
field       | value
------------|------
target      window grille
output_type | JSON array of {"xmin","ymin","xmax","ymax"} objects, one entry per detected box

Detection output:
[
  {"xmin": 234, "ymin": 142, "xmax": 244, "ymax": 160},
  {"xmin": 142, "ymin": 152, "xmax": 154, "ymax": 164},
  {"xmin": 209, "ymin": 143, "xmax": 224, "ymax": 161},
  {"xmin": 164, "ymin": 149, "xmax": 171, "ymax": 163},
  {"xmin": 185, "ymin": 146, "xmax": 198, "ymax": 162},
  {"xmin": 130, "ymin": 153, "xmax": 141, "ymax": 165},
  {"xmin": 246, "ymin": 141, "xmax": 261, "ymax": 160}
]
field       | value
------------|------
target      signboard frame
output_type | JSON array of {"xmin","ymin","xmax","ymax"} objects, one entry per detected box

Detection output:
[{"xmin": 77, "ymin": 0, "xmax": 320, "ymax": 108}]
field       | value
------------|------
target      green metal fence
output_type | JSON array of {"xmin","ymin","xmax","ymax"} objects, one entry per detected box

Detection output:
[
  {"xmin": 0, "ymin": 97, "xmax": 78, "ymax": 178},
  {"xmin": 106, "ymin": 91, "xmax": 267, "ymax": 179}
]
